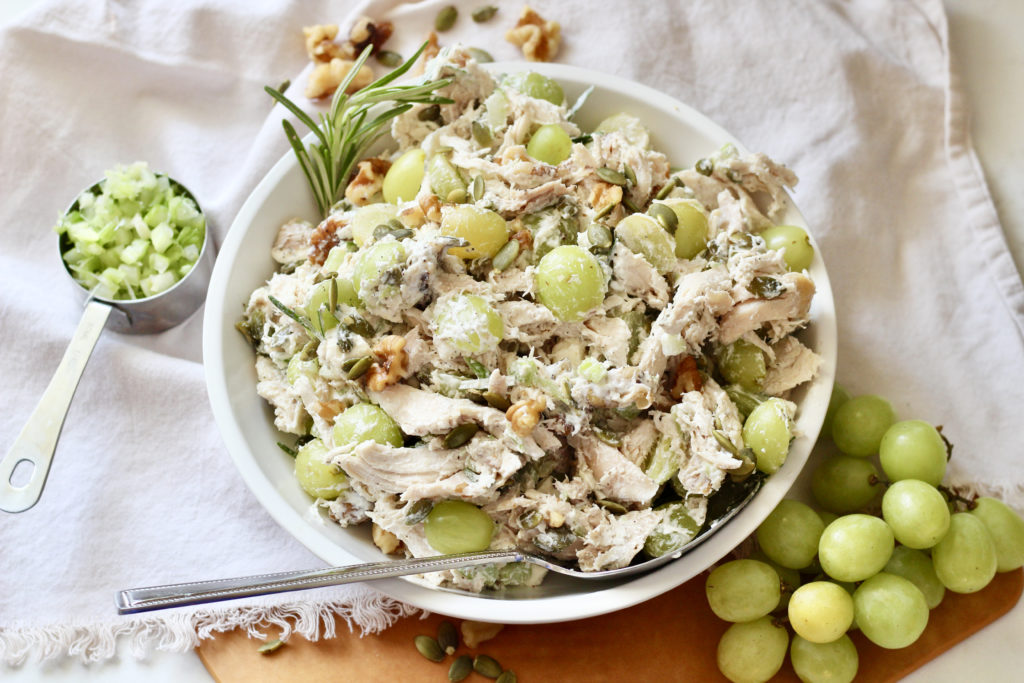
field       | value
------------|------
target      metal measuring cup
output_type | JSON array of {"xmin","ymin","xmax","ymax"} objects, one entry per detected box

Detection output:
[{"xmin": 0, "ymin": 176, "xmax": 214, "ymax": 513}]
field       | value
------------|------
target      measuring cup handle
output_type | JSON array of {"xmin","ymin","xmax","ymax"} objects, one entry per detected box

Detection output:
[{"xmin": 0, "ymin": 300, "xmax": 111, "ymax": 513}]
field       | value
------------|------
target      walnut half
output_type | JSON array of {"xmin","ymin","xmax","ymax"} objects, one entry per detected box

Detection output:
[
  {"xmin": 305, "ymin": 58, "xmax": 374, "ymax": 100},
  {"xmin": 505, "ymin": 6, "xmax": 561, "ymax": 62},
  {"xmin": 506, "ymin": 398, "xmax": 545, "ymax": 435},
  {"xmin": 366, "ymin": 335, "xmax": 409, "ymax": 392},
  {"xmin": 344, "ymin": 157, "xmax": 392, "ymax": 206}
]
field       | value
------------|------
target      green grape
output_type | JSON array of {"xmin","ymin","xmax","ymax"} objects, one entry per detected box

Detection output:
[
  {"xmin": 884, "ymin": 545, "xmax": 946, "ymax": 609},
  {"xmin": 810, "ymin": 454, "xmax": 882, "ymax": 514},
  {"xmin": 433, "ymin": 294, "xmax": 505, "ymax": 353},
  {"xmin": 705, "ymin": 559, "xmax": 781, "ymax": 622},
  {"xmin": 755, "ymin": 500, "xmax": 825, "ymax": 570},
  {"xmin": 350, "ymin": 203, "xmax": 400, "ymax": 247},
  {"xmin": 643, "ymin": 500, "xmax": 700, "ymax": 557},
  {"xmin": 742, "ymin": 398, "xmax": 792, "ymax": 474},
  {"xmin": 535, "ymin": 245, "xmax": 607, "ymax": 322},
  {"xmin": 817, "ymin": 510, "xmax": 838, "ymax": 527},
  {"xmin": 644, "ymin": 435, "xmax": 679, "ymax": 485},
  {"xmin": 593, "ymin": 112, "xmax": 651, "ymax": 149},
  {"xmin": 716, "ymin": 616, "xmax": 789, "ymax": 683},
  {"xmin": 354, "ymin": 241, "xmax": 406, "ymax": 300},
  {"xmin": 505, "ymin": 71, "xmax": 564, "ymax": 105},
  {"xmin": 424, "ymin": 500, "xmax": 495, "ymax": 554},
  {"xmin": 787, "ymin": 581, "xmax": 854, "ymax": 644},
  {"xmin": 818, "ymin": 514, "xmax": 894, "ymax": 582},
  {"xmin": 382, "ymin": 148, "xmax": 425, "ymax": 204},
  {"xmin": 830, "ymin": 394, "xmax": 895, "ymax": 457},
  {"xmin": 932, "ymin": 512, "xmax": 998, "ymax": 593},
  {"xmin": 440, "ymin": 205, "xmax": 509, "ymax": 259},
  {"xmin": 853, "ymin": 572, "xmax": 929, "ymax": 649},
  {"xmin": 749, "ymin": 550, "xmax": 802, "ymax": 612},
  {"xmin": 526, "ymin": 123, "xmax": 572, "ymax": 165},
  {"xmin": 305, "ymin": 278, "xmax": 340, "ymax": 336},
  {"xmin": 717, "ymin": 339, "xmax": 766, "ymax": 391},
  {"xmin": 969, "ymin": 497, "xmax": 1024, "ymax": 572},
  {"xmin": 878, "ymin": 419, "xmax": 947, "ymax": 487},
  {"xmin": 332, "ymin": 403, "xmax": 403, "ymax": 448},
  {"xmin": 657, "ymin": 198, "xmax": 708, "ymax": 259},
  {"xmin": 881, "ymin": 479, "xmax": 950, "ymax": 549},
  {"xmin": 614, "ymin": 213, "xmax": 677, "ymax": 274},
  {"xmin": 822, "ymin": 383, "xmax": 850, "ymax": 438},
  {"xmin": 428, "ymin": 153, "xmax": 467, "ymax": 202},
  {"xmin": 286, "ymin": 354, "xmax": 319, "ymax": 386},
  {"xmin": 761, "ymin": 224, "xmax": 814, "ymax": 271},
  {"xmin": 789, "ymin": 634, "xmax": 858, "ymax": 683},
  {"xmin": 294, "ymin": 438, "xmax": 347, "ymax": 500}
]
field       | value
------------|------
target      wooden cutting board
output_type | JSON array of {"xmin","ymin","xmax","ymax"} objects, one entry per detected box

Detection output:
[{"xmin": 197, "ymin": 567, "xmax": 1022, "ymax": 682}]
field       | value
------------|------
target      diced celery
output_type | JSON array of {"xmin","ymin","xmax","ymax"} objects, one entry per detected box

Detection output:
[
  {"xmin": 182, "ymin": 244, "xmax": 199, "ymax": 262},
  {"xmin": 150, "ymin": 223, "xmax": 174, "ymax": 253},
  {"xmin": 118, "ymin": 264, "xmax": 140, "ymax": 286},
  {"xmin": 144, "ymin": 205, "xmax": 167, "ymax": 228},
  {"xmin": 578, "ymin": 358, "xmax": 608, "ymax": 383},
  {"xmin": 148, "ymin": 252, "xmax": 171, "ymax": 274}
]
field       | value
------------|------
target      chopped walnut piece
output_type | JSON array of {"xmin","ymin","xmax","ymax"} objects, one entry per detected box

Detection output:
[
  {"xmin": 399, "ymin": 204, "xmax": 427, "ymax": 228},
  {"xmin": 349, "ymin": 15, "xmax": 394, "ymax": 55},
  {"xmin": 670, "ymin": 356, "xmax": 703, "ymax": 399},
  {"xmin": 309, "ymin": 215, "xmax": 347, "ymax": 266},
  {"xmin": 588, "ymin": 182, "xmax": 623, "ymax": 213},
  {"xmin": 371, "ymin": 524, "xmax": 402, "ymax": 554},
  {"xmin": 366, "ymin": 335, "xmax": 409, "ymax": 392},
  {"xmin": 415, "ymin": 31, "xmax": 441, "ymax": 75},
  {"xmin": 510, "ymin": 229, "xmax": 532, "ymax": 251},
  {"xmin": 460, "ymin": 621, "xmax": 505, "ymax": 648},
  {"xmin": 505, "ymin": 6, "xmax": 561, "ymax": 62},
  {"xmin": 313, "ymin": 398, "xmax": 346, "ymax": 423},
  {"xmin": 506, "ymin": 398, "xmax": 545, "ymax": 435},
  {"xmin": 305, "ymin": 58, "xmax": 374, "ymax": 100},
  {"xmin": 303, "ymin": 24, "xmax": 343, "ymax": 62},
  {"xmin": 344, "ymin": 158, "xmax": 392, "ymax": 206},
  {"xmin": 419, "ymin": 193, "xmax": 442, "ymax": 223}
]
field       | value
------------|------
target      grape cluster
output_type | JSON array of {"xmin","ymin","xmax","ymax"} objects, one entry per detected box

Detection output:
[{"xmin": 709, "ymin": 386, "xmax": 1024, "ymax": 683}]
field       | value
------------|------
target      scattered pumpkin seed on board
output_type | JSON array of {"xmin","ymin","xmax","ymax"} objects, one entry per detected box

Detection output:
[
  {"xmin": 473, "ymin": 654, "xmax": 503, "ymax": 678},
  {"xmin": 448, "ymin": 654, "xmax": 473, "ymax": 681},
  {"xmin": 414, "ymin": 634, "xmax": 444, "ymax": 662},
  {"xmin": 257, "ymin": 638, "xmax": 284, "ymax": 654},
  {"xmin": 438, "ymin": 620, "xmax": 459, "ymax": 655}
]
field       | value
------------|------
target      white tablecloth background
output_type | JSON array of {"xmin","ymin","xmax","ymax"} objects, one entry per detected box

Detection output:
[{"xmin": 1, "ymin": 0, "xmax": 1022, "ymax": 667}]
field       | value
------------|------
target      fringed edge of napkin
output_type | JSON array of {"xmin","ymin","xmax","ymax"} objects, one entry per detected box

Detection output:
[{"xmin": 0, "ymin": 586, "xmax": 421, "ymax": 666}]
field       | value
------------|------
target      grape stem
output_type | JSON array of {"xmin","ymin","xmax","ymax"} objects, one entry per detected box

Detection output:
[
  {"xmin": 938, "ymin": 484, "xmax": 977, "ymax": 511},
  {"xmin": 937, "ymin": 425, "xmax": 954, "ymax": 461}
]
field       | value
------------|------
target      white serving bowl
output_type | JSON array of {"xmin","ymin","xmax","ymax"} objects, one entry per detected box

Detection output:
[{"xmin": 203, "ymin": 62, "xmax": 837, "ymax": 623}]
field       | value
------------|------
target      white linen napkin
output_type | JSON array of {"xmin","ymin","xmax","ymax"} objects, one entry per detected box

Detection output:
[{"xmin": 1, "ymin": 0, "xmax": 1022, "ymax": 666}]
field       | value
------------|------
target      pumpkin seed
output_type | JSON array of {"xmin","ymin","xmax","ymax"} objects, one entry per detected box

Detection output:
[
  {"xmin": 726, "ymin": 168, "xmax": 743, "ymax": 183},
  {"xmin": 373, "ymin": 224, "xmax": 414, "ymax": 241},
  {"xmin": 483, "ymin": 390, "xmax": 511, "ymax": 411},
  {"xmin": 376, "ymin": 50, "xmax": 403, "ymax": 68},
  {"xmin": 533, "ymin": 526, "xmax": 574, "ymax": 553},
  {"xmin": 492, "ymin": 239, "xmax": 520, "ymax": 271},
  {"xmin": 473, "ymin": 654, "xmax": 503, "ymax": 678},
  {"xmin": 731, "ymin": 449, "xmax": 757, "ymax": 478},
  {"xmin": 466, "ymin": 47, "xmax": 494, "ymax": 63},
  {"xmin": 449, "ymin": 654, "xmax": 473, "ymax": 681},
  {"xmin": 328, "ymin": 277, "xmax": 338, "ymax": 312},
  {"xmin": 518, "ymin": 509, "xmax": 542, "ymax": 529},
  {"xmin": 467, "ymin": 358, "xmax": 490, "ymax": 378},
  {"xmin": 596, "ymin": 498, "xmax": 628, "ymax": 515},
  {"xmin": 444, "ymin": 423, "xmax": 479, "ymax": 449},
  {"xmin": 595, "ymin": 167, "xmax": 627, "ymax": 186},
  {"xmin": 622, "ymin": 197, "xmax": 641, "ymax": 214},
  {"xmin": 341, "ymin": 314, "xmax": 374, "ymax": 337},
  {"xmin": 648, "ymin": 203, "xmax": 678, "ymax": 232},
  {"xmin": 587, "ymin": 223, "xmax": 612, "ymax": 249},
  {"xmin": 496, "ymin": 671, "xmax": 518, "ymax": 683},
  {"xmin": 471, "ymin": 174, "xmax": 485, "ymax": 202},
  {"xmin": 594, "ymin": 202, "xmax": 616, "ymax": 220},
  {"xmin": 257, "ymin": 638, "xmax": 284, "ymax": 654},
  {"xmin": 655, "ymin": 176, "xmax": 678, "ymax": 200},
  {"xmin": 276, "ymin": 442, "xmax": 298, "ymax": 458},
  {"xmin": 472, "ymin": 120, "xmax": 493, "ymax": 147},
  {"xmin": 623, "ymin": 164, "xmax": 637, "ymax": 186},
  {"xmin": 344, "ymin": 356, "xmax": 373, "ymax": 380},
  {"xmin": 447, "ymin": 188, "xmax": 468, "ymax": 204},
  {"xmin": 750, "ymin": 275, "xmax": 784, "ymax": 300},
  {"xmin": 434, "ymin": 145, "xmax": 454, "ymax": 155},
  {"xmin": 415, "ymin": 634, "xmax": 445, "ymax": 662},
  {"xmin": 571, "ymin": 133, "xmax": 593, "ymax": 145},
  {"xmin": 435, "ymin": 5, "xmax": 458, "ymax": 31},
  {"xmin": 471, "ymin": 5, "xmax": 498, "ymax": 22},
  {"xmin": 713, "ymin": 429, "xmax": 739, "ymax": 455},
  {"xmin": 405, "ymin": 499, "xmax": 434, "ymax": 524},
  {"xmin": 695, "ymin": 158, "xmax": 713, "ymax": 176},
  {"xmin": 418, "ymin": 104, "xmax": 442, "ymax": 122},
  {"xmin": 438, "ymin": 620, "xmax": 459, "ymax": 655}
]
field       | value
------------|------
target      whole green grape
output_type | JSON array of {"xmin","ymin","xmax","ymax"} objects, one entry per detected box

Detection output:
[
  {"xmin": 761, "ymin": 224, "xmax": 814, "ymax": 271},
  {"xmin": 748, "ymin": 549, "xmax": 802, "ymax": 612},
  {"xmin": 424, "ymin": 500, "xmax": 495, "ymax": 554},
  {"xmin": 716, "ymin": 616, "xmax": 789, "ymax": 683},
  {"xmin": 884, "ymin": 545, "xmax": 946, "ymax": 609},
  {"xmin": 350, "ymin": 203, "xmax": 400, "ymax": 247},
  {"xmin": 432, "ymin": 293, "xmax": 505, "ymax": 353},
  {"xmin": 332, "ymin": 403, "xmax": 403, "ymax": 448},
  {"xmin": 818, "ymin": 514, "xmax": 894, "ymax": 582},
  {"xmin": 506, "ymin": 71, "xmax": 564, "ymax": 105},
  {"xmin": 717, "ymin": 339, "xmax": 766, "ymax": 391},
  {"xmin": 305, "ymin": 278, "xmax": 341, "ymax": 336},
  {"xmin": 643, "ymin": 500, "xmax": 700, "ymax": 557},
  {"xmin": 932, "ymin": 512, "xmax": 998, "ymax": 593},
  {"xmin": 294, "ymin": 438, "xmax": 347, "ymax": 500},
  {"xmin": 660, "ymin": 198, "xmax": 709, "ymax": 259},
  {"xmin": 428, "ymin": 153, "xmax": 467, "ymax": 202},
  {"xmin": 535, "ymin": 245, "xmax": 607, "ymax": 322},
  {"xmin": 787, "ymin": 581, "xmax": 854, "ymax": 644},
  {"xmin": 382, "ymin": 148, "xmax": 425, "ymax": 204},
  {"xmin": 614, "ymin": 213, "xmax": 677, "ymax": 274},
  {"xmin": 286, "ymin": 354, "xmax": 319, "ymax": 386},
  {"xmin": 440, "ymin": 205, "xmax": 509, "ymax": 259},
  {"xmin": 878, "ymin": 419, "xmax": 947, "ymax": 487},
  {"xmin": 789, "ymin": 634, "xmax": 858, "ymax": 683},
  {"xmin": 822, "ymin": 383, "xmax": 850, "ymax": 438},
  {"xmin": 354, "ymin": 241, "xmax": 406, "ymax": 300},
  {"xmin": 705, "ymin": 559, "xmax": 781, "ymax": 622},
  {"xmin": 742, "ymin": 398, "xmax": 792, "ymax": 474},
  {"xmin": 969, "ymin": 497, "xmax": 1024, "ymax": 572},
  {"xmin": 830, "ymin": 394, "xmax": 895, "ymax": 456},
  {"xmin": 810, "ymin": 454, "xmax": 882, "ymax": 514},
  {"xmin": 853, "ymin": 572, "xmax": 929, "ymax": 649},
  {"xmin": 881, "ymin": 479, "xmax": 950, "ymax": 549},
  {"xmin": 526, "ymin": 123, "xmax": 572, "ymax": 165},
  {"xmin": 755, "ymin": 499, "xmax": 825, "ymax": 570},
  {"xmin": 593, "ymin": 112, "xmax": 651, "ymax": 149}
]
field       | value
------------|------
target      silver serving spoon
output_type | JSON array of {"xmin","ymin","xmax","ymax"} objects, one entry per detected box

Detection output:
[
  {"xmin": 0, "ymin": 176, "xmax": 213, "ymax": 514},
  {"xmin": 115, "ymin": 483, "xmax": 760, "ymax": 614}
]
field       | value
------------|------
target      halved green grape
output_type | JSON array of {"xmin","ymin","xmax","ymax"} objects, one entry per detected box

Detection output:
[
  {"xmin": 756, "ymin": 500, "xmax": 825, "ymax": 570},
  {"xmin": 818, "ymin": 514, "xmax": 894, "ymax": 582},
  {"xmin": 822, "ymin": 383, "xmax": 850, "ymax": 438},
  {"xmin": 332, "ymin": 403, "xmax": 403, "ymax": 448},
  {"xmin": 878, "ymin": 419, "xmax": 947, "ymax": 486},
  {"xmin": 643, "ymin": 435, "xmax": 679, "ymax": 485},
  {"xmin": 643, "ymin": 501, "xmax": 701, "ymax": 557},
  {"xmin": 654, "ymin": 198, "xmax": 708, "ymax": 259},
  {"xmin": 969, "ymin": 497, "xmax": 1024, "ymax": 572},
  {"xmin": 830, "ymin": 394, "xmax": 895, "ymax": 457},
  {"xmin": 716, "ymin": 616, "xmax": 789, "ymax": 683},
  {"xmin": 294, "ymin": 438, "xmax": 347, "ymax": 500},
  {"xmin": 787, "ymin": 581, "xmax": 854, "ymax": 644},
  {"xmin": 382, "ymin": 148, "xmax": 426, "ymax": 204},
  {"xmin": 810, "ymin": 454, "xmax": 882, "ymax": 514},
  {"xmin": 354, "ymin": 241, "xmax": 406, "ymax": 299},
  {"xmin": 505, "ymin": 71, "xmax": 564, "ymax": 105},
  {"xmin": 428, "ymin": 153, "xmax": 467, "ymax": 202},
  {"xmin": 535, "ymin": 245, "xmax": 607, "ymax": 322},
  {"xmin": 594, "ymin": 112, "xmax": 651, "ymax": 149},
  {"xmin": 305, "ymin": 278, "xmax": 340, "ymax": 336},
  {"xmin": 761, "ymin": 224, "xmax": 813, "ymax": 271},
  {"xmin": 614, "ymin": 213, "xmax": 677, "ymax": 274},
  {"xmin": 705, "ymin": 559, "xmax": 781, "ymax": 623},
  {"xmin": 286, "ymin": 354, "xmax": 319, "ymax": 386},
  {"xmin": 424, "ymin": 500, "xmax": 495, "ymax": 554},
  {"xmin": 881, "ymin": 479, "xmax": 950, "ymax": 549},
  {"xmin": 350, "ymin": 203, "xmax": 400, "ymax": 247},
  {"xmin": 932, "ymin": 512, "xmax": 998, "ymax": 593},
  {"xmin": 440, "ymin": 205, "xmax": 509, "ymax": 259},
  {"xmin": 790, "ymin": 634, "xmax": 859, "ymax": 683},
  {"xmin": 748, "ymin": 550, "xmax": 801, "ymax": 612},
  {"xmin": 717, "ymin": 339, "xmax": 766, "ymax": 391},
  {"xmin": 853, "ymin": 573, "xmax": 929, "ymax": 649},
  {"xmin": 526, "ymin": 123, "xmax": 573, "ymax": 165},
  {"xmin": 742, "ymin": 398, "xmax": 793, "ymax": 474},
  {"xmin": 433, "ymin": 294, "xmax": 505, "ymax": 353},
  {"xmin": 884, "ymin": 545, "xmax": 946, "ymax": 609}
]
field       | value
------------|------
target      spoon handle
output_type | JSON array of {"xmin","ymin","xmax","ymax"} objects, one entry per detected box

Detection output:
[
  {"xmin": 0, "ymin": 300, "xmax": 111, "ymax": 513},
  {"xmin": 115, "ymin": 550, "xmax": 525, "ymax": 614}
]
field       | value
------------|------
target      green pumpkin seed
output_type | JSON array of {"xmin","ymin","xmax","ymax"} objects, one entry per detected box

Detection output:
[
  {"xmin": 405, "ymin": 499, "xmax": 434, "ymax": 524},
  {"xmin": 344, "ymin": 356, "xmax": 373, "ymax": 380},
  {"xmin": 571, "ymin": 133, "xmax": 593, "ymax": 145},
  {"xmin": 533, "ymin": 527, "xmax": 574, "ymax": 553},
  {"xmin": 483, "ymin": 390, "xmax": 511, "ymax": 411},
  {"xmin": 444, "ymin": 423, "xmax": 479, "ymax": 449},
  {"xmin": 341, "ymin": 314, "xmax": 374, "ymax": 337},
  {"xmin": 518, "ymin": 509, "xmax": 542, "ymax": 529},
  {"xmin": 587, "ymin": 223, "xmax": 612, "ymax": 249},
  {"xmin": 449, "ymin": 654, "xmax": 473, "ymax": 681},
  {"xmin": 471, "ymin": 174, "xmax": 486, "ymax": 202},
  {"xmin": 623, "ymin": 164, "xmax": 637, "ymax": 186},
  {"xmin": 447, "ymin": 188, "xmax": 468, "ymax": 204},
  {"xmin": 418, "ymin": 104, "xmax": 442, "ymax": 122},
  {"xmin": 491, "ymin": 239, "xmax": 520, "ymax": 271},
  {"xmin": 466, "ymin": 47, "xmax": 494, "ymax": 63},
  {"xmin": 327, "ymin": 277, "xmax": 338, "ymax": 312},
  {"xmin": 648, "ymin": 203, "xmax": 678, "ymax": 232},
  {"xmin": 622, "ymin": 197, "xmax": 641, "ymax": 214},
  {"xmin": 471, "ymin": 5, "xmax": 498, "ymax": 22},
  {"xmin": 257, "ymin": 638, "xmax": 284, "ymax": 654},
  {"xmin": 595, "ymin": 167, "xmax": 627, "ymax": 186},
  {"xmin": 594, "ymin": 202, "xmax": 616, "ymax": 220},
  {"xmin": 438, "ymin": 620, "xmax": 459, "ymax": 655},
  {"xmin": 730, "ymin": 449, "xmax": 757, "ymax": 480},
  {"xmin": 472, "ymin": 120, "xmax": 493, "ymax": 147},
  {"xmin": 496, "ymin": 671, "xmax": 517, "ymax": 683},
  {"xmin": 750, "ymin": 275, "xmax": 784, "ymax": 300},
  {"xmin": 596, "ymin": 499, "xmax": 628, "ymax": 515},
  {"xmin": 415, "ymin": 634, "xmax": 445, "ymax": 662},
  {"xmin": 726, "ymin": 168, "xmax": 743, "ymax": 183},
  {"xmin": 713, "ymin": 429, "xmax": 739, "ymax": 455},
  {"xmin": 473, "ymin": 654, "xmax": 503, "ymax": 679},
  {"xmin": 376, "ymin": 50, "xmax": 403, "ymax": 68},
  {"xmin": 695, "ymin": 158, "xmax": 713, "ymax": 176},
  {"xmin": 435, "ymin": 5, "xmax": 458, "ymax": 31},
  {"xmin": 655, "ymin": 176, "xmax": 678, "ymax": 200}
]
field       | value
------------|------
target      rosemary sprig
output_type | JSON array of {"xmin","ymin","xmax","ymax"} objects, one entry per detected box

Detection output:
[{"xmin": 265, "ymin": 42, "xmax": 453, "ymax": 217}]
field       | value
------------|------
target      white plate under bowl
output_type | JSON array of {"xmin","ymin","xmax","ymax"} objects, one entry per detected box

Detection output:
[{"xmin": 203, "ymin": 62, "xmax": 837, "ymax": 623}]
